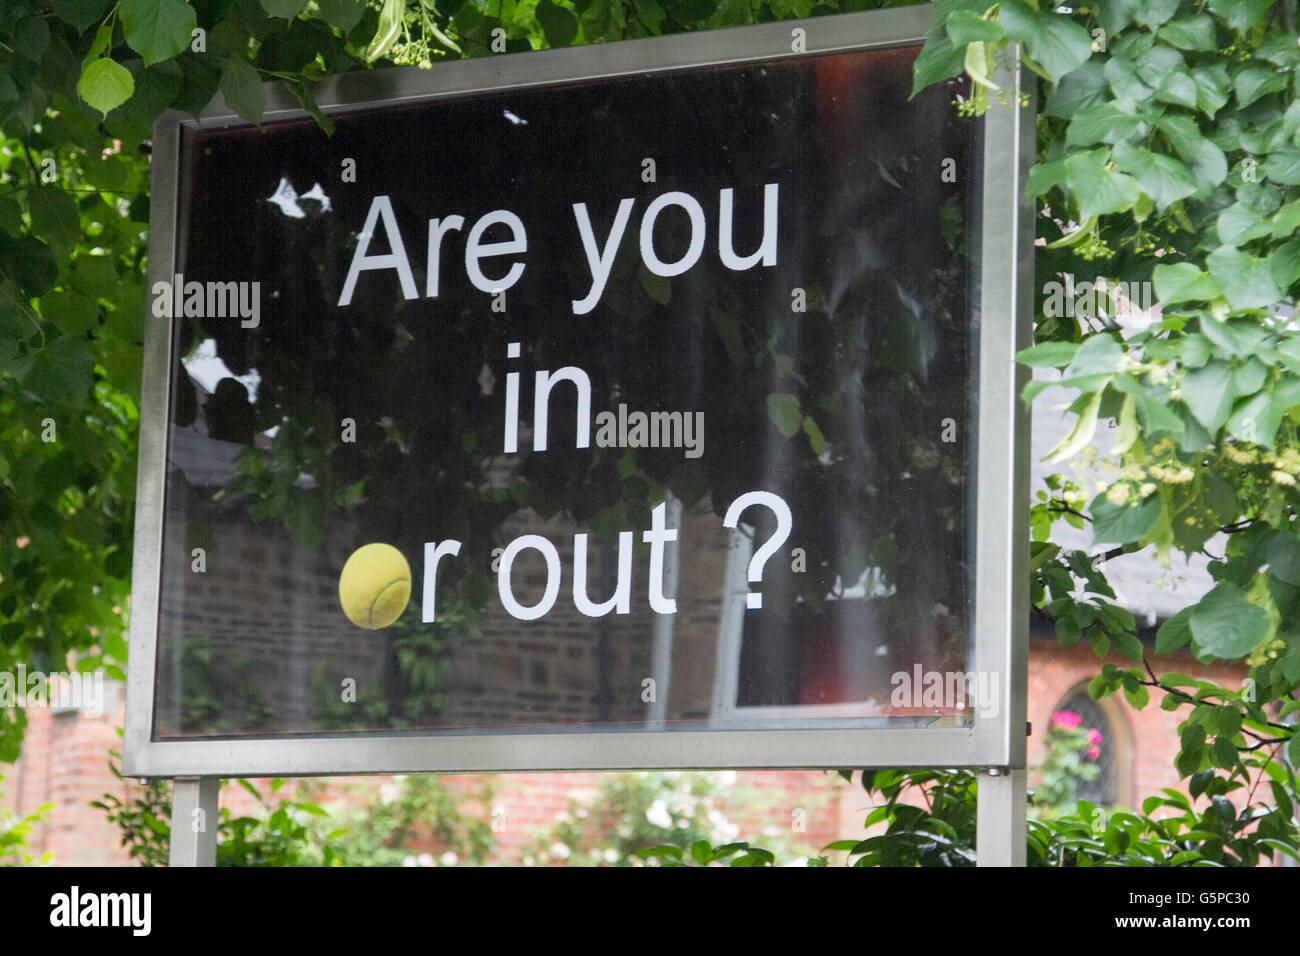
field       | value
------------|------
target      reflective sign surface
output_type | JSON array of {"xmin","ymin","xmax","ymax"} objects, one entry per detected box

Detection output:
[{"xmin": 153, "ymin": 44, "xmax": 977, "ymax": 739}]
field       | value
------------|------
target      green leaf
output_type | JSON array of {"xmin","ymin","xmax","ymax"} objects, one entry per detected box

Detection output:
[
  {"xmin": 1065, "ymin": 149, "xmax": 1141, "ymax": 219},
  {"xmin": 1271, "ymin": 202, "xmax": 1300, "ymax": 239},
  {"xmin": 1123, "ymin": 680, "xmax": 1149, "ymax": 709},
  {"xmin": 1066, "ymin": 102, "xmax": 1144, "ymax": 148},
  {"xmin": 69, "ymin": 252, "xmax": 117, "ymax": 300},
  {"xmin": 1267, "ymin": 533, "xmax": 1300, "ymax": 587},
  {"xmin": 1063, "ymin": 333, "xmax": 1123, "ymax": 380},
  {"xmin": 911, "ymin": 37, "xmax": 965, "ymax": 97},
  {"xmin": 1211, "ymin": 735, "xmax": 1238, "ymax": 769},
  {"xmin": 261, "ymin": 0, "xmax": 307, "ymax": 17},
  {"xmin": 1190, "ymin": 582, "xmax": 1271, "ymax": 659},
  {"xmin": 1017, "ymin": 341, "xmax": 1078, "ymax": 368},
  {"xmin": 1111, "ymin": 142, "xmax": 1196, "ymax": 209},
  {"xmin": 766, "ymin": 393, "xmax": 802, "ymax": 438},
  {"xmin": 1113, "ymin": 628, "xmax": 1144, "ymax": 661},
  {"xmin": 945, "ymin": 10, "xmax": 1003, "ymax": 46},
  {"xmin": 1090, "ymin": 492, "xmax": 1161, "ymax": 546},
  {"xmin": 1112, "ymin": 393, "xmax": 1137, "ymax": 454},
  {"xmin": 1136, "ymin": 391, "xmax": 1185, "ymax": 436},
  {"xmin": 802, "ymin": 415, "xmax": 825, "ymax": 456},
  {"xmin": 1153, "ymin": 263, "xmax": 1221, "ymax": 305},
  {"xmin": 1262, "ymin": 148, "xmax": 1300, "ymax": 186},
  {"xmin": 78, "ymin": 58, "xmax": 135, "ymax": 117},
  {"xmin": 103, "ymin": 629, "xmax": 129, "ymax": 661},
  {"xmin": 1132, "ymin": 0, "xmax": 1179, "ymax": 28},
  {"xmin": 1272, "ymin": 239, "xmax": 1300, "ymax": 289},
  {"xmin": 1026, "ymin": 157, "xmax": 1069, "ymax": 197},
  {"xmin": 1156, "ymin": 114, "xmax": 1203, "ymax": 162},
  {"xmin": 997, "ymin": 0, "xmax": 1092, "ymax": 82},
  {"xmin": 220, "ymin": 59, "xmax": 266, "ymax": 125},
  {"xmin": 964, "ymin": 42, "xmax": 998, "ymax": 91},
  {"xmin": 39, "ymin": 289, "xmax": 98, "ymax": 337},
  {"xmin": 1284, "ymin": 641, "xmax": 1300, "ymax": 683},
  {"xmin": 28, "ymin": 188, "xmax": 81, "ymax": 250},
  {"xmin": 121, "ymin": 0, "xmax": 199, "ymax": 67},
  {"xmin": 16, "ymin": 336, "xmax": 95, "ymax": 404},
  {"xmin": 0, "ymin": 75, "xmax": 18, "ymax": 124},
  {"xmin": 317, "ymin": 0, "xmax": 365, "ymax": 32},
  {"xmin": 1044, "ymin": 389, "xmax": 1102, "ymax": 463},
  {"xmin": 1182, "ymin": 359, "xmax": 1233, "ymax": 433},
  {"xmin": 1157, "ymin": 15, "xmax": 1217, "ymax": 51},
  {"xmin": 1153, "ymin": 71, "xmax": 1198, "ymax": 110},
  {"xmin": 366, "ymin": 0, "xmax": 406, "ymax": 63},
  {"xmin": 173, "ymin": 50, "xmax": 224, "ymax": 118},
  {"xmin": 0, "ymin": 235, "xmax": 57, "ymax": 297},
  {"xmin": 1206, "ymin": 246, "xmax": 1282, "ymax": 311},
  {"xmin": 1134, "ymin": 41, "xmax": 1183, "ymax": 86},
  {"xmin": 52, "ymin": 0, "xmax": 112, "ymax": 34},
  {"xmin": 1215, "ymin": 202, "xmax": 1270, "ymax": 246},
  {"xmin": 1234, "ymin": 67, "xmax": 1287, "ymax": 109},
  {"xmin": 1191, "ymin": 140, "xmax": 1228, "ymax": 190},
  {"xmin": 1227, "ymin": 388, "xmax": 1281, "ymax": 446},
  {"xmin": 911, "ymin": 1, "xmax": 987, "ymax": 97},
  {"xmin": 1209, "ymin": 0, "xmax": 1271, "ymax": 33},
  {"xmin": 1103, "ymin": 58, "xmax": 1151, "ymax": 101},
  {"xmin": 1045, "ymin": 60, "xmax": 1107, "ymax": 118},
  {"xmin": 83, "ymin": 23, "xmax": 113, "ymax": 67},
  {"xmin": 536, "ymin": 0, "xmax": 579, "ymax": 48},
  {"xmin": 672, "ymin": 0, "xmax": 719, "ymax": 21},
  {"xmin": 1192, "ymin": 64, "xmax": 1232, "ymax": 116},
  {"xmin": 1155, "ymin": 607, "xmax": 1193, "ymax": 654}
]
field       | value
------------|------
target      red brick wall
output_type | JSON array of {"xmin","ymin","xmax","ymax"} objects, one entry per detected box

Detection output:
[
  {"xmin": 1, "ymin": 704, "xmax": 133, "ymax": 865},
  {"xmin": 1026, "ymin": 635, "xmax": 1250, "ymax": 807},
  {"xmin": 0, "ymin": 639, "xmax": 1260, "ymax": 865}
]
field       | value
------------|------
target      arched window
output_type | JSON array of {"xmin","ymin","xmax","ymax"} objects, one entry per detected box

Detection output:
[{"xmin": 1051, "ymin": 688, "xmax": 1128, "ymax": 807}]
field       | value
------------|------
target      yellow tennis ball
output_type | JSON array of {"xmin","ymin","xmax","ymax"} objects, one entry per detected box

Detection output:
[{"xmin": 338, "ymin": 543, "xmax": 411, "ymax": 629}]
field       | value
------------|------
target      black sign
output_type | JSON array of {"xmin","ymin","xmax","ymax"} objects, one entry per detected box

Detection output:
[{"xmin": 146, "ymin": 39, "xmax": 978, "ymax": 743}]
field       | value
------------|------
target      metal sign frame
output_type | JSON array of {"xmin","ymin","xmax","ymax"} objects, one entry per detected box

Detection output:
[{"xmin": 123, "ymin": 4, "xmax": 1032, "ymax": 781}]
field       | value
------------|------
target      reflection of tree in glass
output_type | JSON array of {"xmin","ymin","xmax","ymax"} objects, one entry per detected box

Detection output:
[
  {"xmin": 171, "ymin": 51, "xmax": 974, "ymax": 727},
  {"xmin": 172, "ymin": 636, "xmax": 275, "ymax": 733}
]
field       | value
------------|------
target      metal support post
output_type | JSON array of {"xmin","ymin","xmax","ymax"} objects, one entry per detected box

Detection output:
[{"xmin": 169, "ymin": 777, "xmax": 220, "ymax": 867}]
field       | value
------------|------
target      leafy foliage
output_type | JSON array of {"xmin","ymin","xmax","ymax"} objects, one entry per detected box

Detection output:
[
  {"xmin": 0, "ymin": 775, "xmax": 51, "ymax": 865},
  {"xmin": 919, "ymin": 0, "xmax": 1300, "ymax": 863},
  {"xmin": 1034, "ymin": 710, "xmax": 1103, "ymax": 814},
  {"xmin": 522, "ymin": 771, "xmax": 836, "ymax": 866},
  {"xmin": 2, "ymin": 0, "xmax": 1298, "ymax": 866},
  {"xmin": 685, "ymin": 765, "xmax": 1299, "ymax": 866},
  {"xmin": 322, "ymin": 774, "xmax": 496, "ymax": 866},
  {"xmin": 93, "ymin": 751, "xmax": 339, "ymax": 866}
]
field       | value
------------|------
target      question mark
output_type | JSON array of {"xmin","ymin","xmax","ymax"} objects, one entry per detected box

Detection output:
[{"xmin": 723, "ymin": 491, "xmax": 793, "ymax": 609}]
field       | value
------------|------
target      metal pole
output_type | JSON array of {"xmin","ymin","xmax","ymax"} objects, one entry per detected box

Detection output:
[
  {"xmin": 973, "ymin": 38, "xmax": 1033, "ymax": 872},
  {"xmin": 976, "ymin": 767, "xmax": 1026, "ymax": 866},
  {"xmin": 169, "ymin": 777, "xmax": 219, "ymax": 867}
]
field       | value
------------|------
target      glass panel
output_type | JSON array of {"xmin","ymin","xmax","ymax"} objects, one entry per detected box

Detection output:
[{"xmin": 153, "ymin": 44, "xmax": 977, "ymax": 738}]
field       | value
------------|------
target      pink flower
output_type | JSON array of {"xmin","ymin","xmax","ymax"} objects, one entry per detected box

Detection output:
[
  {"xmin": 1087, "ymin": 745, "xmax": 1100, "ymax": 760},
  {"xmin": 1088, "ymin": 728, "xmax": 1102, "ymax": 746},
  {"xmin": 1051, "ymin": 710, "xmax": 1081, "ymax": 730}
]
